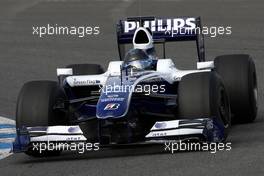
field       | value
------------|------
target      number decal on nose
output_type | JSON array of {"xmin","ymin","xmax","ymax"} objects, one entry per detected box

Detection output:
[{"xmin": 104, "ymin": 103, "xmax": 120, "ymax": 110}]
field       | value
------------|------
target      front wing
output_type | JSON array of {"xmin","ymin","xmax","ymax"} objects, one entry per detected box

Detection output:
[{"xmin": 12, "ymin": 118, "xmax": 225, "ymax": 153}]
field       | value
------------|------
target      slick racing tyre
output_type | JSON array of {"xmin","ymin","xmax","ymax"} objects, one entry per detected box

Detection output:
[
  {"xmin": 16, "ymin": 81, "xmax": 68, "ymax": 157},
  {"xmin": 178, "ymin": 72, "xmax": 231, "ymax": 139},
  {"xmin": 66, "ymin": 64, "xmax": 104, "ymax": 75},
  {"xmin": 214, "ymin": 54, "xmax": 258, "ymax": 123}
]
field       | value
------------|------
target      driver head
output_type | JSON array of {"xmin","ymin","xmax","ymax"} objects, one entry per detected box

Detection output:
[{"xmin": 122, "ymin": 49, "xmax": 156, "ymax": 71}]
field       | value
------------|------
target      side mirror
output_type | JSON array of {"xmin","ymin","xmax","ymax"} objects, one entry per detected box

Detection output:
[
  {"xmin": 57, "ymin": 68, "xmax": 73, "ymax": 86},
  {"xmin": 197, "ymin": 61, "xmax": 214, "ymax": 70},
  {"xmin": 57, "ymin": 68, "xmax": 73, "ymax": 76}
]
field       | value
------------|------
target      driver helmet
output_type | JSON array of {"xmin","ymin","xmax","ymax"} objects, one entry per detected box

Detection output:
[{"xmin": 122, "ymin": 49, "xmax": 156, "ymax": 71}]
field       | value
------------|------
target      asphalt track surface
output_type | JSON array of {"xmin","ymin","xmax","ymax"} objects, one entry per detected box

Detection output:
[{"xmin": 0, "ymin": 0, "xmax": 264, "ymax": 175}]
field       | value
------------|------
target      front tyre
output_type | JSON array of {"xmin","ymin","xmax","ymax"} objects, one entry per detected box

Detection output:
[
  {"xmin": 214, "ymin": 54, "xmax": 258, "ymax": 123},
  {"xmin": 177, "ymin": 72, "xmax": 231, "ymax": 140},
  {"xmin": 16, "ymin": 81, "xmax": 68, "ymax": 157}
]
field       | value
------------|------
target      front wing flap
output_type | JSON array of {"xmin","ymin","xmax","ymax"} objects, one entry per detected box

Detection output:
[{"xmin": 145, "ymin": 118, "xmax": 225, "ymax": 143}]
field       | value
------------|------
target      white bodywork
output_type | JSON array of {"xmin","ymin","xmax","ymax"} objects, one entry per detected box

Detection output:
[
  {"xmin": 145, "ymin": 119, "xmax": 205, "ymax": 138},
  {"xmin": 28, "ymin": 126, "xmax": 87, "ymax": 142},
  {"xmin": 27, "ymin": 61, "xmax": 215, "ymax": 144},
  {"xmin": 59, "ymin": 59, "xmax": 214, "ymax": 87}
]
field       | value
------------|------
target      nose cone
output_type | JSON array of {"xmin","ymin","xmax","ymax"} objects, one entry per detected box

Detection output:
[{"xmin": 133, "ymin": 27, "xmax": 154, "ymax": 50}]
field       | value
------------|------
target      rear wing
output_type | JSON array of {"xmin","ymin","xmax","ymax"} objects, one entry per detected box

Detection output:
[{"xmin": 116, "ymin": 16, "xmax": 205, "ymax": 62}]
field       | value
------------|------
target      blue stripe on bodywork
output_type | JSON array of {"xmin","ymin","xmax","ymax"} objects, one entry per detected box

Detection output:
[
  {"xmin": 0, "ymin": 143, "xmax": 12, "ymax": 149},
  {"xmin": 0, "ymin": 124, "xmax": 15, "ymax": 129},
  {"xmin": 0, "ymin": 133, "xmax": 16, "ymax": 138}
]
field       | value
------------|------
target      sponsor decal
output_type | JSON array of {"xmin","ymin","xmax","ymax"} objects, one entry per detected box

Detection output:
[
  {"xmin": 123, "ymin": 18, "xmax": 232, "ymax": 38},
  {"xmin": 124, "ymin": 18, "xmax": 196, "ymax": 33},
  {"xmin": 173, "ymin": 76, "xmax": 181, "ymax": 81},
  {"xmin": 73, "ymin": 78, "xmax": 100, "ymax": 85},
  {"xmin": 151, "ymin": 132, "xmax": 167, "ymax": 137},
  {"xmin": 154, "ymin": 122, "xmax": 167, "ymax": 129},
  {"xmin": 101, "ymin": 97, "xmax": 125, "ymax": 102},
  {"xmin": 141, "ymin": 77, "xmax": 163, "ymax": 83},
  {"xmin": 104, "ymin": 103, "xmax": 120, "ymax": 110},
  {"xmin": 68, "ymin": 127, "xmax": 79, "ymax": 133},
  {"xmin": 66, "ymin": 136, "xmax": 82, "ymax": 141},
  {"xmin": 107, "ymin": 94, "xmax": 119, "ymax": 98},
  {"xmin": 101, "ymin": 94, "xmax": 125, "ymax": 102}
]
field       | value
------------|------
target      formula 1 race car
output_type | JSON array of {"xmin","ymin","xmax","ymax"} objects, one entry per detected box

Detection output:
[{"xmin": 13, "ymin": 16, "xmax": 258, "ymax": 156}]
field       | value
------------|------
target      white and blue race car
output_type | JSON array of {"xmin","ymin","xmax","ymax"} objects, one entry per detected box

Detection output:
[{"xmin": 13, "ymin": 16, "xmax": 258, "ymax": 156}]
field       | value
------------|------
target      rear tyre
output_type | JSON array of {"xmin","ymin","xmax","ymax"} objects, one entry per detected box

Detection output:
[
  {"xmin": 178, "ymin": 72, "xmax": 231, "ymax": 140},
  {"xmin": 214, "ymin": 54, "xmax": 257, "ymax": 123},
  {"xmin": 16, "ymin": 81, "xmax": 68, "ymax": 157}
]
